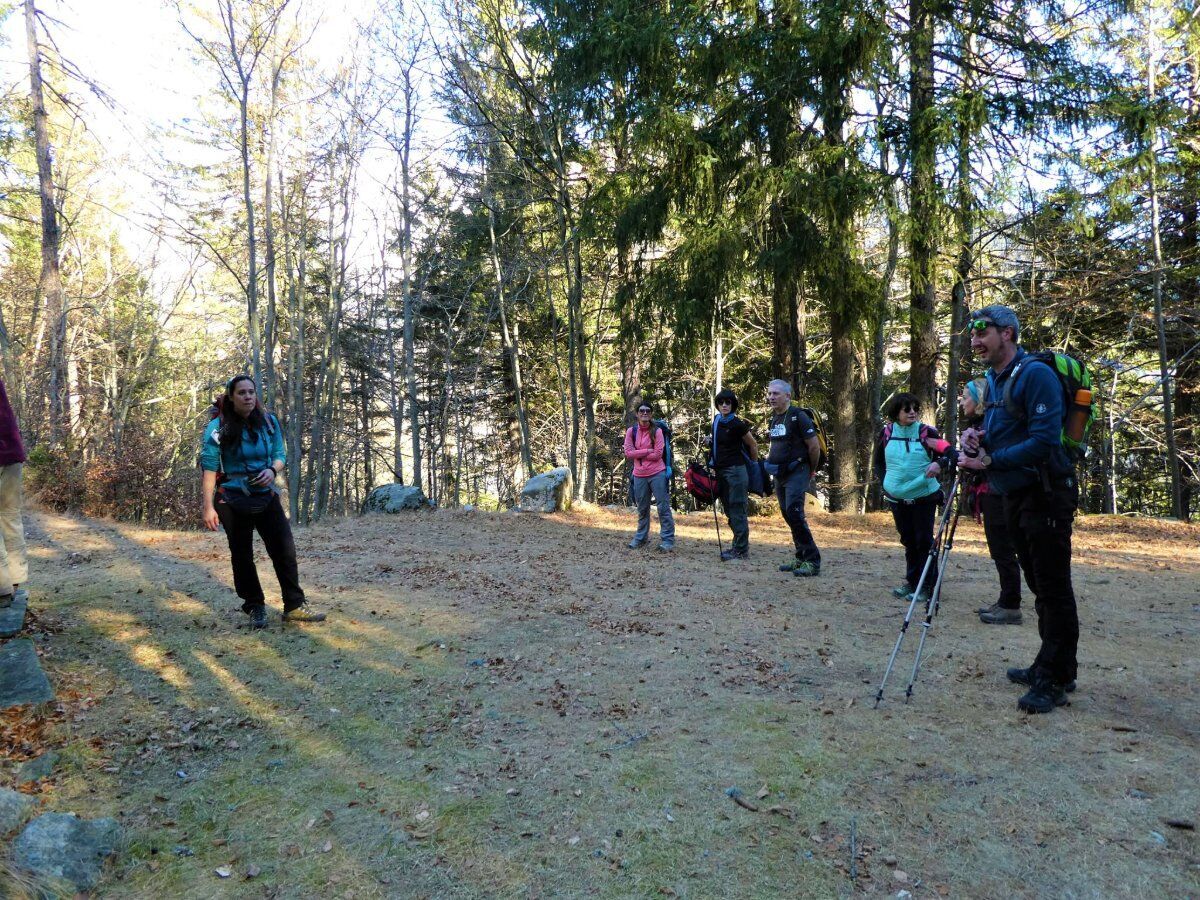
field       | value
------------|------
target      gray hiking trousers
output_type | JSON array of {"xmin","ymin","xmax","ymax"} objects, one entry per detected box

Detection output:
[{"xmin": 632, "ymin": 471, "xmax": 675, "ymax": 546}]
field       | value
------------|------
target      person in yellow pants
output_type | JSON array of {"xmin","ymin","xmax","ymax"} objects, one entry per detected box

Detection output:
[{"xmin": 0, "ymin": 378, "xmax": 28, "ymax": 607}]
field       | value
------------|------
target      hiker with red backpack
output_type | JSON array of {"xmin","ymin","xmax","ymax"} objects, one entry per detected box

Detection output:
[
  {"xmin": 874, "ymin": 393, "xmax": 952, "ymax": 603},
  {"xmin": 200, "ymin": 375, "xmax": 325, "ymax": 628},
  {"xmin": 623, "ymin": 400, "xmax": 676, "ymax": 551},
  {"xmin": 959, "ymin": 305, "xmax": 1083, "ymax": 714},
  {"xmin": 707, "ymin": 389, "xmax": 758, "ymax": 560}
]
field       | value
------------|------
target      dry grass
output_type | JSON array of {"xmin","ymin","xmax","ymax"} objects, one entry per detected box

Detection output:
[{"xmin": 8, "ymin": 502, "xmax": 1199, "ymax": 898}]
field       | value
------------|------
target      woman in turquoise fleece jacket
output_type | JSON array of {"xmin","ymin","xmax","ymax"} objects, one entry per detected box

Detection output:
[
  {"xmin": 873, "ymin": 393, "xmax": 948, "ymax": 601},
  {"xmin": 200, "ymin": 375, "xmax": 325, "ymax": 628}
]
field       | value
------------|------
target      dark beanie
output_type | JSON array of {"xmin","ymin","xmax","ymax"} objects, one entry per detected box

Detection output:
[{"xmin": 714, "ymin": 389, "xmax": 739, "ymax": 413}]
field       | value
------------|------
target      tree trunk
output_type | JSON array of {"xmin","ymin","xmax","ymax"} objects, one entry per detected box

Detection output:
[
  {"xmin": 1148, "ymin": 50, "xmax": 1183, "ymax": 518},
  {"xmin": 24, "ymin": 0, "xmax": 67, "ymax": 445},
  {"xmin": 908, "ymin": 0, "xmax": 939, "ymax": 414}
]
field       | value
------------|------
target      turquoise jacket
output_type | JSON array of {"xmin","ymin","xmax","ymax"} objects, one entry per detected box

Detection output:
[
  {"xmin": 200, "ymin": 414, "xmax": 284, "ymax": 495},
  {"xmin": 880, "ymin": 421, "xmax": 941, "ymax": 501}
]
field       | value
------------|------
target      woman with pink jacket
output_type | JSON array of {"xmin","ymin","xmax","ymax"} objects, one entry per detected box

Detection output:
[{"xmin": 623, "ymin": 401, "xmax": 675, "ymax": 551}]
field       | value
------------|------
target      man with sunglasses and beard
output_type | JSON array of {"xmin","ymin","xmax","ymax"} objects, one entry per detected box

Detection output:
[{"xmin": 958, "ymin": 305, "xmax": 1079, "ymax": 714}]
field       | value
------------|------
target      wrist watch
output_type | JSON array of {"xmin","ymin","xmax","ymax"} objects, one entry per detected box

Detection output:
[{"xmin": 979, "ymin": 454, "xmax": 992, "ymax": 467}]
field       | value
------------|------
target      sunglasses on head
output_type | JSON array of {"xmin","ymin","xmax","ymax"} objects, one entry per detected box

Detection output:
[{"xmin": 968, "ymin": 318, "xmax": 997, "ymax": 333}]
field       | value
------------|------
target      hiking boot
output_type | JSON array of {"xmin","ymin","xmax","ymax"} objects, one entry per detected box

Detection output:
[
  {"xmin": 628, "ymin": 539, "xmax": 647, "ymax": 549},
  {"xmin": 656, "ymin": 543, "xmax": 674, "ymax": 552},
  {"xmin": 1017, "ymin": 679, "xmax": 1070, "ymax": 713},
  {"xmin": 891, "ymin": 584, "xmax": 915, "ymax": 599},
  {"xmin": 720, "ymin": 549, "xmax": 748, "ymax": 561},
  {"xmin": 282, "ymin": 604, "xmax": 326, "ymax": 623},
  {"xmin": 779, "ymin": 557, "xmax": 802, "ymax": 572},
  {"xmin": 792, "ymin": 561, "xmax": 820, "ymax": 577},
  {"xmin": 249, "ymin": 606, "xmax": 268, "ymax": 629},
  {"xmin": 979, "ymin": 605, "xmax": 1022, "ymax": 625},
  {"xmin": 1006, "ymin": 667, "xmax": 1076, "ymax": 693}
]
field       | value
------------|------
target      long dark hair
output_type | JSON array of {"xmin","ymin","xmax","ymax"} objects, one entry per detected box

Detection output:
[{"xmin": 217, "ymin": 375, "xmax": 269, "ymax": 449}]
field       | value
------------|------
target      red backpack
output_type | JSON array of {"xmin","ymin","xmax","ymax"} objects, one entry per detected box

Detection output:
[{"xmin": 684, "ymin": 461, "xmax": 719, "ymax": 506}]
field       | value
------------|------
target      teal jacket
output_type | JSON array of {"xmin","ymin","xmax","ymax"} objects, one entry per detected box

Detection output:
[
  {"xmin": 200, "ymin": 414, "xmax": 284, "ymax": 495},
  {"xmin": 879, "ymin": 421, "xmax": 942, "ymax": 501}
]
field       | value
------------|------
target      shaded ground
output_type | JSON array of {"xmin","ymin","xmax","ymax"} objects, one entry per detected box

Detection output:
[{"xmin": 3, "ymin": 502, "xmax": 1198, "ymax": 898}]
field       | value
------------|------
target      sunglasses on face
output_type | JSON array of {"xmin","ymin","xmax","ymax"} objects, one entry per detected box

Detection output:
[
  {"xmin": 900, "ymin": 404, "xmax": 920, "ymax": 413},
  {"xmin": 968, "ymin": 318, "xmax": 997, "ymax": 333},
  {"xmin": 637, "ymin": 408, "xmax": 652, "ymax": 414}
]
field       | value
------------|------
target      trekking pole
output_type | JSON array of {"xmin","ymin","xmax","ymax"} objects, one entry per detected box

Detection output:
[
  {"xmin": 709, "ymin": 469, "xmax": 725, "ymax": 557},
  {"xmin": 874, "ymin": 472, "xmax": 961, "ymax": 708},
  {"xmin": 903, "ymin": 482, "xmax": 964, "ymax": 701}
]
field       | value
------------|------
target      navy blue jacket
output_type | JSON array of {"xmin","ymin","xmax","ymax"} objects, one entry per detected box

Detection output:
[{"xmin": 982, "ymin": 348, "xmax": 1073, "ymax": 495}]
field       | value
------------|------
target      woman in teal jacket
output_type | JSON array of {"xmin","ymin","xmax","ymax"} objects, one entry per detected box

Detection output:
[
  {"xmin": 873, "ymin": 393, "xmax": 949, "ymax": 602},
  {"xmin": 200, "ymin": 375, "xmax": 325, "ymax": 628}
]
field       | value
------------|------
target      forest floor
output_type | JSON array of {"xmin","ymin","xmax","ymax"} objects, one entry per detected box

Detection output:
[{"xmin": 2, "ymin": 501, "xmax": 1198, "ymax": 898}]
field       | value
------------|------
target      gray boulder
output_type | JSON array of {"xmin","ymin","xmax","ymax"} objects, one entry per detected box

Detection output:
[
  {"xmin": 0, "ymin": 787, "xmax": 33, "ymax": 834},
  {"xmin": 11, "ymin": 812, "xmax": 120, "ymax": 893},
  {"xmin": 362, "ymin": 484, "xmax": 428, "ymax": 514},
  {"xmin": 0, "ymin": 639, "xmax": 53, "ymax": 708},
  {"xmin": 0, "ymin": 593, "xmax": 27, "ymax": 638},
  {"xmin": 519, "ymin": 468, "xmax": 573, "ymax": 513}
]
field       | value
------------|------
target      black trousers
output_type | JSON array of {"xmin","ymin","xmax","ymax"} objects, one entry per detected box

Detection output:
[
  {"xmin": 1003, "ymin": 480, "xmax": 1079, "ymax": 685},
  {"xmin": 980, "ymin": 491, "xmax": 1026, "ymax": 609},
  {"xmin": 215, "ymin": 493, "xmax": 306, "ymax": 612},
  {"xmin": 890, "ymin": 492, "xmax": 939, "ymax": 590}
]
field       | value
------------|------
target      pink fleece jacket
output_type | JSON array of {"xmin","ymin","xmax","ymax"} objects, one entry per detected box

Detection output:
[{"xmin": 624, "ymin": 424, "xmax": 665, "ymax": 478}]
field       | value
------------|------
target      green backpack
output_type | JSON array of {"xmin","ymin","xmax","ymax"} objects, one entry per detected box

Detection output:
[{"xmin": 1000, "ymin": 351, "xmax": 1095, "ymax": 459}]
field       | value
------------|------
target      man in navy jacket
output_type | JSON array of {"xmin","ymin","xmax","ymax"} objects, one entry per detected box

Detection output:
[{"xmin": 958, "ymin": 305, "xmax": 1079, "ymax": 714}]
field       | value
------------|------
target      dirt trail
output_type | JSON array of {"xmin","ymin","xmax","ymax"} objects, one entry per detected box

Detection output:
[{"xmin": 5, "ymin": 504, "xmax": 1198, "ymax": 897}]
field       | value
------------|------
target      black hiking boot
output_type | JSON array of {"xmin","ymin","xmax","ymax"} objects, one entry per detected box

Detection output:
[
  {"xmin": 980, "ymin": 604, "xmax": 1022, "ymax": 625},
  {"xmin": 792, "ymin": 561, "xmax": 820, "ymax": 577},
  {"xmin": 282, "ymin": 603, "xmax": 327, "ymax": 623},
  {"xmin": 249, "ymin": 605, "xmax": 268, "ymax": 629},
  {"xmin": 1006, "ymin": 666, "xmax": 1076, "ymax": 693},
  {"xmin": 628, "ymin": 539, "xmax": 647, "ymax": 549},
  {"xmin": 1017, "ymin": 679, "xmax": 1070, "ymax": 713},
  {"xmin": 720, "ymin": 549, "xmax": 748, "ymax": 561}
]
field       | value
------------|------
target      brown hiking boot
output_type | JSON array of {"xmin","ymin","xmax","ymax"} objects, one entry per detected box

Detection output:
[{"xmin": 282, "ymin": 603, "xmax": 326, "ymax": 623}]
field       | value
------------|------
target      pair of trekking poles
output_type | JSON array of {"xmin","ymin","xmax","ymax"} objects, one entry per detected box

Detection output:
[
  {"xmin": 874, "ymin": 471, "xmax": 964, "ymax": 707},
  {"xmin": 697, "ymin": 460, "xmax": 964, "ymax": 705}
]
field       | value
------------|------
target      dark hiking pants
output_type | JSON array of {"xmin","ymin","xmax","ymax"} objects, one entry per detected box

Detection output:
[
  {"xmin": 889, "ymin": 491, "xmax": 939, "ymax": 591},
  {"xmin": 980, "ymin": 491, "xmax": 1025, "ymax": 609},
  {"xmin": 216, "ymin": 493, "xmax": 306, "ymax": 612},
  {"xmin": 775, "ymin": 465, "xmax": 820, "ymax": 565},
  {"xmin": 1003, "ymin": 480, "xmax": 1079, "ymax": 685}
]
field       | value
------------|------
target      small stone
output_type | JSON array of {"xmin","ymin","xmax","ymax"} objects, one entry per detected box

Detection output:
[
  {"xmin": 893, "ymin": 870, "xmax": 909, "ymax": 883},
  {"xmin": 1127, "ymin": 789, "xmax": 1151, "ymax": 800},
  {"xmin": 883, "ymin": 855, "xmax": 898, "ymax": 867},
  {"xmin": 215, "ymin": 866, "xmax": 232, "ymax": 878},
  {"xmin": 16, "ymin": 752, "xmax": 59, "ymax": 784},
  {"xmin": 0, "ymin": 787, "xmax": 34, "ymax": 833}
]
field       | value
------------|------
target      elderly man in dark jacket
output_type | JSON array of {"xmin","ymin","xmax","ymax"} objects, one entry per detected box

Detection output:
[
  {"xmin": 959, "ymin": 305, "xmax": 1078, "ymax": 714},
  {"xmin": 0, "ymin": 379, "xmax": 27, "ymax": 607}
]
